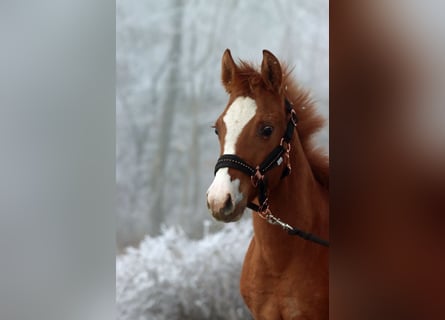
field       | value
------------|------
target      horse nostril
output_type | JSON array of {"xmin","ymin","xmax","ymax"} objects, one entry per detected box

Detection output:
[{"xmin": 224, "ymin": 194, "xmax": 233, "ymax": 211}]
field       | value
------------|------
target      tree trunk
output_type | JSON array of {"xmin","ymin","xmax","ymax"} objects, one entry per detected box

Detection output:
[{"xmin": 148, "ymin": 0, "xmax": 184, "ymax": 235}]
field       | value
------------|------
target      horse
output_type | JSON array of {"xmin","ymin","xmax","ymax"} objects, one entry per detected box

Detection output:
[{"xmin": 206, "ymin": 49, "xmax": 329, "ymax": 320}]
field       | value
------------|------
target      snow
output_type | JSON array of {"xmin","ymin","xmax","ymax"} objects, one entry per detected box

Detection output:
[{"xmin": 117, "ymin": 220, "xmax": 253, "ymax": 320}]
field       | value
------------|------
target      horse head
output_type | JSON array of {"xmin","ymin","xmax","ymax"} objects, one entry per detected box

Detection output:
[{"xmin": 207, "ymin": 49, "xmax": 295, "ymax": 222}]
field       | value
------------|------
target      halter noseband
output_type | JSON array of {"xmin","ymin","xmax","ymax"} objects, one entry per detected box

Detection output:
[{"xmin": 213, "ymin": 99, "xmax": 329, "ymax": 247}]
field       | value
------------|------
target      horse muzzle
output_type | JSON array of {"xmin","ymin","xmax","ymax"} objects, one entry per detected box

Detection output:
[
  {"xmin": 206, "ymin": 168, "xmax": 245, "ymax": 222},
  {"xmin": 206, "ymin": 193, "xmax": 245, "ymax": 222}
]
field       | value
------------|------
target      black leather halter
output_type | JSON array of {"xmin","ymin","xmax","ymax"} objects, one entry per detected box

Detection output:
[
  {"xmin": 214, "ymin": 99, "xmax": 297, "ymax": 212},
  {"xmin": 213, "ymin": 99, "xmax": 329, "ymax": 247}
]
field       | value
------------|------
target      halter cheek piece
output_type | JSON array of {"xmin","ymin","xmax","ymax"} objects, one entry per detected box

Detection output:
[{"xmin": 214, "ymin": 99, "xmax": 329, "ymax": 247}]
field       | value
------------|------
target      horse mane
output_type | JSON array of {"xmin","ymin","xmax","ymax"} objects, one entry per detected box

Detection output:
[{"xmin": 234, "ymin": 60, "xmax": 329, "ymax": 190}]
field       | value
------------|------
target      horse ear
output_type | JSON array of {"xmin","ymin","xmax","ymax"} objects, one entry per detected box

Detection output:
[
  {"xmin": 261, "ymin": 50, "xmax": 282, "ymax": 92},
  {"xmin": 221, "ymin": 49, "xmax": 237, "ymax": 93}
]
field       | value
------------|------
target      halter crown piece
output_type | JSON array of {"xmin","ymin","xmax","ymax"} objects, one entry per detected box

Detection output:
[{"xmin": 214, "ymin": 99, "xmax": 329, "ymax": 247}]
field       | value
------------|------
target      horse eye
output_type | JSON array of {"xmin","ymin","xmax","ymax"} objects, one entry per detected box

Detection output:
[
  {"xmin": 261, "ymin": 126, "xmax": 274, "ymax": 137},
  {"xmin": 212, "ymin": 126, "xmax": 219, "ymax": 136}
]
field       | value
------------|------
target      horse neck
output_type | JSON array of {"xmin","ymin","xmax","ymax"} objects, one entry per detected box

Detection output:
[{"xmin": 252, "ymin": 136, "xmax": 328, "ymax": 267}]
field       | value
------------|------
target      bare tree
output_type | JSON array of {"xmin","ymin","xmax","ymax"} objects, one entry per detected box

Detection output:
[{"xmin": 148, "ymin": 0, "xmax": 184, "ymax": 235}]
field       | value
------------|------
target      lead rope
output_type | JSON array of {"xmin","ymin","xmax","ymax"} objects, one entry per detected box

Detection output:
[
  {"xmin": 262, "ymin": 209, "xmax": 329, "ymax": 247},
  {"xmin": 247, "ymin": 202, "xmax": 329, "ymax": 247}
]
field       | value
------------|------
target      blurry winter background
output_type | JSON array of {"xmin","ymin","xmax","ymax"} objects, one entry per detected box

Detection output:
[{"xmin": 116, "ymin": 0, "xmax": 328, "ymax": 319}]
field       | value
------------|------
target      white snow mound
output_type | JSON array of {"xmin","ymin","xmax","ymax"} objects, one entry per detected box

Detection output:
[{"xmin": 116, "ymin": 220, "xmax": 253, "ymax": 320}]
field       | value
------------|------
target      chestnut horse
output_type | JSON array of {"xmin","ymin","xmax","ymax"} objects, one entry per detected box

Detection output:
[{"xmin": 206, "ymin": 49, "xmax": 329, "ymax": 319}]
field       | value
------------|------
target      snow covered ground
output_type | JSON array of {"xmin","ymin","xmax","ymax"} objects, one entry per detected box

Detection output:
[{"xmin": 117, "ymin": 220, "xmax": 253, "ymax": 320}]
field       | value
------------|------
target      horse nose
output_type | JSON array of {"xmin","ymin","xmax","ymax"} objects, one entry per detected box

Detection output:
[
  {"xmin": 223, "ymin": 194, "xmax": 233, "ymax": 213},
  {"xmin": 207, "ymin": 193, "xmax": 234, "ymax": 218}
]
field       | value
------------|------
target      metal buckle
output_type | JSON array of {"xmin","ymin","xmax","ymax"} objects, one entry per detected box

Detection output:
[
  {"xmin": 280, "ymin": 138, "xmax": 292, "ymax": 175},
  {"xmin": 290, "ymin": 109, "xmax": 298, "ymax": 127},
  {"xmin": 280, "ymin": 138, "xmax": 291, "ymax": 153},
  {"xmin": 251, "ymin": 166, "xmax": 264, "ymax": 187},
  {"xmin": 257, "ymin": 207, "xmax": 271, "ymax": 220},
  {"xmin": 258, "ymin": 198, "xmax": 269, "ymax": 212}
]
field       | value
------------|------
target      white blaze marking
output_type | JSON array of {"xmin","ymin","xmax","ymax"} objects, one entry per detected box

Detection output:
[
  {"xmin": 207, "ymin": 97, "xmax": 257, "ymax": 216},
  {"xmin": 223, "ymin": 96, "xmax": 258, "ymax": 154}
]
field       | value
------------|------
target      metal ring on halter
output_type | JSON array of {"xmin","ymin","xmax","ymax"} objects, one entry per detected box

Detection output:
[
  {"xmin": 280, "ymin": 138, "xmax": 291, "ymax": 153},
  {"xmin": 251, "ymin": 166, "xmax": 264, "ymax": 187}
]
